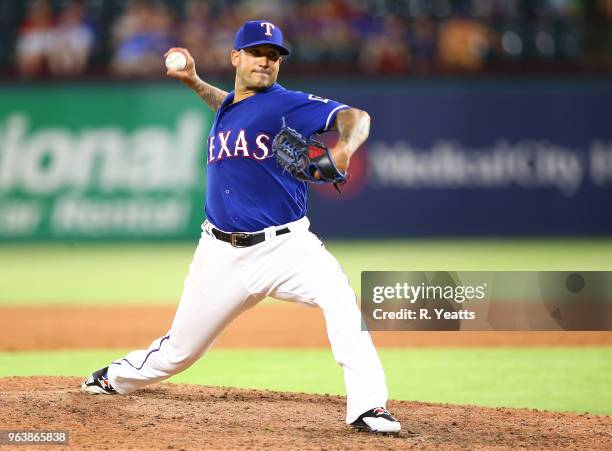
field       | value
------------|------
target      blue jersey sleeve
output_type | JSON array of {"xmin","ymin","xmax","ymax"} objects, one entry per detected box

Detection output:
[{"xmin": 283, "ymin": 91, "xmax": 350, "ymax": 138}]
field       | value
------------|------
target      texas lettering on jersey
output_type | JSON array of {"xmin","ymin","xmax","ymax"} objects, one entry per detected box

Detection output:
[
  {"xmin": 208, "ymin": 131, "xmax": 271, "ymax": 162},
  {"xmin": 205, "ymin": 83, "xmax": 349, "ymax": 232}
]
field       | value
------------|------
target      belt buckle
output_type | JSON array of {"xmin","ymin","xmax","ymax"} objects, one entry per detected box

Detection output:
[{"xmin": 230, "ymin": 232, "xmax": 249, "ymax": 248}]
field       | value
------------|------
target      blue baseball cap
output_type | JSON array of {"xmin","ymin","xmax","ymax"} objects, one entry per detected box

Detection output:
[{"xmin": 233, "ymin": 20, "xmax": 290, "ymax": 56}]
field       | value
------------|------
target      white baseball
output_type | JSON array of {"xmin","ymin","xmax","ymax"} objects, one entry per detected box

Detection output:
[{"xmin": 165, "ymin": 52, "xmax": 187, "ymax": 71}]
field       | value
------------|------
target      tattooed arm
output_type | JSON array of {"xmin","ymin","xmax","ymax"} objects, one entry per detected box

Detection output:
[
  {"xmin": 164, "ymin": 48, "xmax": 229, "ymax": 112},
  {"xmin": 327, "ymin": 107, "xmax": 371, "ymax": 173},
  {"xmin": 185, "ymin": 78, "xmax": 228, "ymax": 112}
]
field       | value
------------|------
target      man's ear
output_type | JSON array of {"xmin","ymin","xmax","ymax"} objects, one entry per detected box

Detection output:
[{"xmin": 230, "ymin": 49, "xmax": 239, "ymax": 67}]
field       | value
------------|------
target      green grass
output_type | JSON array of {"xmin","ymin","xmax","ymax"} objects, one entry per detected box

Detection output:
[
  {"xmin": 1, "ymin": 239, "xmax": 612, "ymax": 305},
  {"xmin": 1, "ymin": 347, "xmax": 611, "ymax": 415}
]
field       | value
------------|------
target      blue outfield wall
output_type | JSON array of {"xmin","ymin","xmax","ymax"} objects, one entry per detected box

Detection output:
[
  {"xmin": 301, "ymin": 80, "xmax": 612, "ymax": 238},
  {"xmin": 0, "ymin": 80, "xmax": 611, "ymax": 240}
]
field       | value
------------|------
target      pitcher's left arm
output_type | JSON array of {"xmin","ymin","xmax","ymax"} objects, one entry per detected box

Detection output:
[{"xmin": 327, "ymin": 107, "xmax": 371, "ymax": 173}]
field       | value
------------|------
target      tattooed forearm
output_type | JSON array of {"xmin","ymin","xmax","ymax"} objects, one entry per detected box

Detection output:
[
  {"xmin": 188, "ymin": 78, "xmax": 229, "ymax": 112},
  {"xmin": 335, "ymin": 108, "xmax": 371, "ymax": 156}
]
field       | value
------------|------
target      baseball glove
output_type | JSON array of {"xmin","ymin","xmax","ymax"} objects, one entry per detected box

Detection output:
[{"xmin": 272, "ymin": 124, "xmax": 347, "ymax": 193}]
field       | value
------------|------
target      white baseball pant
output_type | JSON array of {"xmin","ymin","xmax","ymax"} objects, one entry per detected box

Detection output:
[{"xmin": 106, "ymin": 217, "xmax": 388, "ymax": 423}]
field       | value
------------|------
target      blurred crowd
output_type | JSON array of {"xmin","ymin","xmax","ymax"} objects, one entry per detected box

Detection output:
[{"xmin": 2, "ymin": 0, "xmax": 612, "ymax": 79}]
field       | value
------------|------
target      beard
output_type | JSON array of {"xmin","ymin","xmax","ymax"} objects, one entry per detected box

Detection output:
[{"xmin": 240, "ymin": 69, "xmax": 277, "ymax": 91}]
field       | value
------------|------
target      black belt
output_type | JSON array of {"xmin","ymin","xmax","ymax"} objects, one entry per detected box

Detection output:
[{"xmin": 210, "ymin": 226, "xmax": 290, "ymax": 248}]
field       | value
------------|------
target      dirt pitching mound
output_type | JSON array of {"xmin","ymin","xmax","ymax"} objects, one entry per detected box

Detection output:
[{"xmin": 1, "ymin": 377, "xmax": 611, "ymax": 450}]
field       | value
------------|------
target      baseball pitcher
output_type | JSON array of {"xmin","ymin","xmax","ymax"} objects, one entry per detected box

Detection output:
[{"xmin": 81, "ymin": 20, "xmax": 400, "ymax": 434}]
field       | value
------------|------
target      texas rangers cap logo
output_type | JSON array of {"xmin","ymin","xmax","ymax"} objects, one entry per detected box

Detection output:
[
  {"xmin": 233, "ymin": 20, "xmax": 291, "ymax": 55},
  {"xmin": 260, "ymin": 22, "xmax": 275, "ymax": 36}
]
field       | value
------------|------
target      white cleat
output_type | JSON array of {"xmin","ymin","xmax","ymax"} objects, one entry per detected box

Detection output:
[
  {"xmin": 351, "ymin": 407, "xmax": 401, "ymax": 433},
  {"xmin": 80, "ymin": 366, "xmax": 117, "ymax": 395}
]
